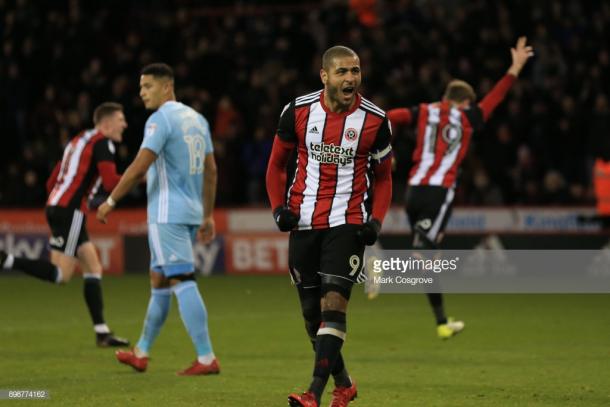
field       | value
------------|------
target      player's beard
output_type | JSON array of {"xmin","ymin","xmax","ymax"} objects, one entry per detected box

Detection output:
[{"xmin": 327, "ymin": 83, "xmax": 356, "ymax": 111}]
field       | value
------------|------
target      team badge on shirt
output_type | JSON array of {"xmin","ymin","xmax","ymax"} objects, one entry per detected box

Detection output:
[
  {"xmin": 344, "ymin": 128, "xmax": 358, "ymax": 141},
  {"xmin": 145, "ymin": 123, "xmax": 157, "ymax": 138}
]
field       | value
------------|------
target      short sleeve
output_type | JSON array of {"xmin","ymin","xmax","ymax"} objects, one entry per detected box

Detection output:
[
  {"xmin": 464, "ymin": 105, "xmax": 484, "ymax": 132},
  {"xmin": 370, "ymin": 117, "xmax": 393, "ymax": 164},
  {"xmin": 93, "ymin": 138, "xmax": 115, "ymax": 163},
  {"xmin": 140, "ymin": 111, "xmax": 170, "ymax": 154},
  {"xmin": 277, "ymin": 101, "xmax": 296, "ymax": 143},
  {"xmin": 410, "ymin": 106, "xmax": 420, "ymax": 124},
  {"xmin": 198, "ymin": 114, "xmax": 214, "ymax": 154}
]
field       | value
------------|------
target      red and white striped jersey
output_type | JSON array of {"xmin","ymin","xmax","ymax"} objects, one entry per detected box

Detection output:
[
  {"xmin": 389, "ymin": 74, "xmax": 517, "ymax": 189},
  {"xmin": 277, "ymin": 90, "xmax": 392, "ymax": 230},
  {"xmin": 47, "ymin": 129, "xmax": 116, "ymax": 211},
  {"xmin": 408, "ymin": 101, "xmax": 483, "ymax": 188}
]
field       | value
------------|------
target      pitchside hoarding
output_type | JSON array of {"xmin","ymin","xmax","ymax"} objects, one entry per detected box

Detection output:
[{"xmin": 0, "ymin": 207, "xmax": 607, "ymax": 276}]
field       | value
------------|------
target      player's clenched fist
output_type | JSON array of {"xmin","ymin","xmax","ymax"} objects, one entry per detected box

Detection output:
[
  {"xmin": 357, "ymin": 219, "xmax": 381, "ymax": 246},
  {"xmin": 273, "ymin": 206, "xmax": 299, "ymax": 232},
  {"xmin": 96, "ymin": 200, "xmax": 114, "ymax": 224}
]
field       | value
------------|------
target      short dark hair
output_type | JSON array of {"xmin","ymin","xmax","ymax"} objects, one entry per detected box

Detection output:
[
  {"xmin": 140, "ymin": 62, "xmax": 174, "ymax": 80},
  {"xmin": 443, "ymin": 80, "xmax": 477, "ymax": 103},
  {"xmin": 93, "ymin": 102, "xmax": 123, "ymax": 125},
  {"xmin": 322, "ymin": 46, "xmax": 358, "ymax": 70}
]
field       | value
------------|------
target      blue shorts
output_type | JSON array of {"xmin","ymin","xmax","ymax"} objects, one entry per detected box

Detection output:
[{"xmin": 148, "ymin": 223, "xmax": 198, "ymax": 277}]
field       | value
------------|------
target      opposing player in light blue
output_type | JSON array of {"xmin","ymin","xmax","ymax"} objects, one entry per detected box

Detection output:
[{"xmin": 97, "ymin": 63, "xmax": 219, "ymax": 375}]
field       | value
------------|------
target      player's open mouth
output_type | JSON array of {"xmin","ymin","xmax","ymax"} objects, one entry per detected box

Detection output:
[{"xmin": 342, "ymin": 86, "xmax": 354, "ymax": 96}]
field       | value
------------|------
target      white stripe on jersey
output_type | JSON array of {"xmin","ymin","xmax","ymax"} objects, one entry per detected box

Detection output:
[
  {"xmin": 155, "ymin": 110, "xmax": 172, "ymax": 222},
  {"xmin": 298, "ymin": 102, "xmax": 325, "ymax": 229},
  {"xmin": 296, "ymin": 89, "xmax": 321, "ymax": 101},
  {"xmin": 428, "ymin": 107, "xmax": 463, "ymax": 185},
  {"xmin": 361, "ymin": 167, "xmax": 370, "ymax": 221},
  {"xmin": 49, "ymin": 130, "xmax": 97, "ymax": 206},
  {"xmin": 409, "ymin": 106, "xmax": 440, "ymax": 185},
  {"xmin": 329, "ymin": 108, "xmax": 367, "ymax": 227},
  {"xmin": 156, "ymin": 155, "xmax": 169, "ymax": 223},
  {"xmin": 360, "ymin": 97, "xmax": 385, "ymax": 117},
  {"xmin": 87, "ymin": 177, "xmax": 102, "ymax": 205},
  {"xmin": 154, "ymin": 108, "xmax": 172, "ymax": 222},
  {"xmin": 280, "ymin": 103, "xmax": 291, "ymax": 117},
  {"xmin": 296, "ymin": 90, "xmax": 322, "ymax": 105},
  {"xmin": 287, "ymin": 164, "xmax": 299, "ymax": 203},
  {"xmin": 148, "ymin": 223, "xmax": 165, "ymax": 264}
]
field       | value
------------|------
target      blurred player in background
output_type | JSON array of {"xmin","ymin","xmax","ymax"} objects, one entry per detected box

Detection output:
[
  {"xmin": 0, "ymin": 102, "xmax": 129, "ymax": 347},
  {"xmin": 388, "ymin": 37, "xmax": 534, "ymax": 339},
  {"xmin": 267, "ymin": 45, "xmax": 393, "ymax": 407},
  {"xmin": 97, "ymin": 63, "xmax": 219, "ymax": 375}
]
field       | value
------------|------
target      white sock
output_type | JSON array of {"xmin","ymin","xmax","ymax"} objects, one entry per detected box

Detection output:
[
  {"xmin": 3, "ymin": 254, "xmax": 14, "ymax": 269},
  {"xmin": 134, "ymin": 347, "xmax": 149, "ymax": 358},
  {"xmin": 197, "ymin": 353, "xmax": 215, "ymax": 365},
  {"xmin": 55, "ymin": 267, "xmax": 63, "ymax": 284},
  {"xmin": 94, "ymin": 324, "xmax": 110, "ymax": 334}
]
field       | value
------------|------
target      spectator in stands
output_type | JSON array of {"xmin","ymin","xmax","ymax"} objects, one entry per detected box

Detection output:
[{"xmin": 1, "ymin": 0, "xmax": 609, "ymax": 207}]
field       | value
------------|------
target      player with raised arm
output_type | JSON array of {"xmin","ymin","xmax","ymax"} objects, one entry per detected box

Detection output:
[
  {"xmin": 388, "ymin": 37, "xmax": 534, "ymax": 339},
  {"xmin": 266, "ymin": 46, "xmax": 393, "ymax": 407},
  {"xmin": 0, "ymin": 102, "xmax": 129, "ymax": 347},
  {"xmin": 97, "ymin": 63, "xmax": 220, "ymax": 375}
]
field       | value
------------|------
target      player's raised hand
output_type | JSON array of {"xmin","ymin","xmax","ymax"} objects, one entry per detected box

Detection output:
[
  {"xmin": 508, "ymin": 36, "xmax": 534, "ymax": 76},
  {"xmin": 197, "ymin": 217, "xmax": 216, "ymax": 244}
]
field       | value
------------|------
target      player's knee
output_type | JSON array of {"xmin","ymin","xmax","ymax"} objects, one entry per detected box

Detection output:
[
  {"xmin": 298, "ymin": 288, "xmax": 322, "ymax": 339},
  {"xmin": 301, "ymin": 300, "xmax": 321, "ymax": 338},
  {"xmin": 304, "ymin": 319, "xmax": 321, "ymax": 341},
  {"xmin": 299, "ymin": 286, "xmax": 321, "ymax": 318},
  {"xmin": 413, "ymin": 226, "xmax": 437, "ymax": 250},
  {"xmin": 301, "ymin": 297, "xmax": 320, "ymax": 321},
  {"xmin": 87, "ymin": 264, "xmax": 103, "ymax": 277},
  {"xmin": 149, "ymin": 269, "xmax": 169, "ymax": 288},
  {"xmin": 321, "ymin": 275, "xmax": 353, "ymax": 303},
  {"xmin": 57, "ymin": 267, "xmax": 74, "ymax": 284}
]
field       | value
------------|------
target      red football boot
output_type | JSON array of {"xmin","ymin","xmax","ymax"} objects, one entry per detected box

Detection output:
[
  {"xmin": 115, "ymin": 349, "xmax": 148, "ymax": 372},
  {"xmin": 177, "ymin": 359, "xmax": 220, "ymax": 376},
  {"xmin": 288, "ymin": 391, "xmax": 318, "ymax": 407},
  {"xmin": 330, "ymin": 381, "xmax": 358, "ymax": 407}
]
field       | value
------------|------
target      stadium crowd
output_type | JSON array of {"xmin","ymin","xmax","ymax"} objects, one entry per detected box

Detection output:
[{"xmin": 1, "ymin": 0, "xmax": 609, "ymax": 207}]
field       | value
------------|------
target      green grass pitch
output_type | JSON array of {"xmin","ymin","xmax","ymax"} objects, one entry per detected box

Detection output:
[{"xmin": 0, "ymin": 275, "xmax": 609, "ymax": 406}]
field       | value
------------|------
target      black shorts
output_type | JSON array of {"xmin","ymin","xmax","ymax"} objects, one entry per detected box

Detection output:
[
  {"xmin": 288, "ymin": 224, "xmax": 366, "ymax": 288},
  {"xmin": 405, "ymin": 185, "xmax": 455, "ymax": 245},
  {"xmin": 45, "ymin": 206, "xmax": 89, "ymax": 257}
]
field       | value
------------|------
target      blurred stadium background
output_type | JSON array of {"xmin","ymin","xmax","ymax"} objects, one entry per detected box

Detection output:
[{"xmin": 1, "ymin": 0, "xmax": 609, "ymax": 406}]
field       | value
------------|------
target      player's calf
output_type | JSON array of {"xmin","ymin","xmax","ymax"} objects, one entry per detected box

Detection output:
[{"xmin": 0, "ymin": 251, "xmax": 63, "ymax": 284}]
